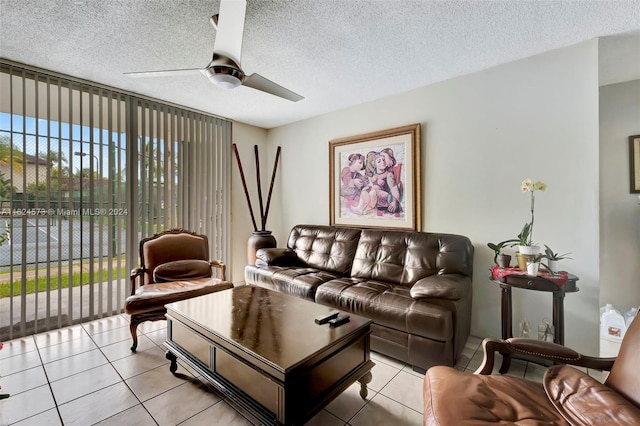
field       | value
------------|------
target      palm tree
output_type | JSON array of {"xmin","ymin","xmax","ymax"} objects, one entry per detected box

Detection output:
[
  {"xmin": 0, "ymin": 135, "xmax": 24, "ymax": 173},
  {"xmin": 0, "ymin": 171, "xmax": 16, "ymax": 200},
  {"xmin": 141, "ymin": 137, "xmax": 165, "ymax": 183},
  {"xmin": 40, "ymin": 150, "xmax": 69, "ymax": 191}
]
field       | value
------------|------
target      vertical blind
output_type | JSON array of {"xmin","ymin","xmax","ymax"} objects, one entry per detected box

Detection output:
[{"xmin": 0, "ymin": 60, "xmax": 231, "ymax": 341}]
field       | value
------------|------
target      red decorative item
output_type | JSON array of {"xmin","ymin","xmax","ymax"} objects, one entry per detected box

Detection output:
[{"xmin": 491, "ymin": 265, "xmax": 569, "ymax": 287}]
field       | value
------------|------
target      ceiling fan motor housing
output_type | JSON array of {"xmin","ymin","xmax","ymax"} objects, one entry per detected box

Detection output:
[{"xmin": 206, "ymin": 54, "xmax": 245, "ymax": 89}]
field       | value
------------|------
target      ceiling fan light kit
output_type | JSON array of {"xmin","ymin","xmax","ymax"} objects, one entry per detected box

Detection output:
[
  {"xmin": 207, "ymin": 69, "xmax": 242, "ymax": 89},
  {"xmin": 205, "ymin": 53, "xmax": 244, "ymax": 89}
]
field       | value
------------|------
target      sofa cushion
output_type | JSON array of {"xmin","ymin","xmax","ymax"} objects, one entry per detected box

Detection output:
[
  {"xmin": 351, "ymin": 229, "xmax": 472, "ymax": 287},
  {"xmin": 544, "ymin": 365, "xmax": 640, "ymax": 426},
  {"xmin": 315, "ymin": 278, "xmax": 453, "ymax": 341},
  {"xmin": 351, "ymin": 230, "xmax": 437, "ymax": 286},
  {"xmin": 287, "ymin": 225, "xmax": 361, "ymax": 275},
  {"xmin": 424, "ymin": 366, "xmax": 569, "ymax": 425},
  {"xmin": 410, "ymin": 274, "xmax": 470, "ymax": 300},
  {"xmin": 153, "ymin": 259, "xmax": 211, "ymax": 282},
  {"xmin": 245, "ymin": 265, "xmax": 342, "ymax": 300}
]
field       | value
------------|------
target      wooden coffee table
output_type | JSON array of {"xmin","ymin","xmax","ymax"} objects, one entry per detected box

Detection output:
[{"xmin": 164, "ymin": 285, "xmax": 374, "ymax": 425}]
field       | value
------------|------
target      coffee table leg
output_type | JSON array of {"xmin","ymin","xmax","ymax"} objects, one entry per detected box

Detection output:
[
  {"xmin": 358, "ymin": 371, "xmax": 372, "ymax": 399},
  {"xmin": 166, "ymin": 351, "xmax": 178, "ymax": 374}
]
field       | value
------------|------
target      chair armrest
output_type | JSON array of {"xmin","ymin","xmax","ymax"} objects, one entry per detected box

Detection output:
[
  {"xmin": 255, "ymin": 248, "xmax": 302, "ymax": 267},
  {"xmin": 544, "ymin": 365, "xmax": 640, "ymax": 424},
  {"xmin": 409, "ymin": 274, "xmax": 470, "ymax": 300},
  {"xmin": 209, "ymin": 260, "xmax": 226, "ymax": 281},
  {"xmin": 475, "ymin": 337, "xmax": 616, "ymax": 375},
  {"xmin": 130, "ymin": 267, "xmax": 143, "ymax": 296}
]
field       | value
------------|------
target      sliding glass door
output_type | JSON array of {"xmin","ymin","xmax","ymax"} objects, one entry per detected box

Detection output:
[{"xmin": 0, "ymin": 61, "xmax": 231, "ymax": 341}]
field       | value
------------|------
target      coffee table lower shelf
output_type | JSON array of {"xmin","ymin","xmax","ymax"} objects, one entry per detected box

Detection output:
[{"xmin": 163, "ymin": 321, "xmax": 374, "ymax": 426}]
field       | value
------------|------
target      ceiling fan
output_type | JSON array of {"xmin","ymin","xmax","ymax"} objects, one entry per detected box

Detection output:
[{"xmin": 124, "ymin": 0, "xmax": 303, "ymax": 102}]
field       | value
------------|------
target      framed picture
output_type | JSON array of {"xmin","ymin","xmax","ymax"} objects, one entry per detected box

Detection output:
[
  {"xmin": 329, "ymin": 123, "xmax": 421, "ymax": 230},
  {"xmin": 631, "ymin": 135, "xmax": 640, "ymax": 194}
]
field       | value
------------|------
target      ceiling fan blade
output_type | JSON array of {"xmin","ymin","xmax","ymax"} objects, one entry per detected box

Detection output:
[
  {"xmin": 124, "ymin": 69, "xmax": 203, "ymax": 78},
  {"xmin": 210, "ymin": 14, "xmax": 219, "ymax": 30},
  {"xmin": 243, "ymin": 73, "xmax": 304, "ymax": 102},
  {"xmin": 213, "ymin": 0, "xmax": 246, "ymax": 66}
]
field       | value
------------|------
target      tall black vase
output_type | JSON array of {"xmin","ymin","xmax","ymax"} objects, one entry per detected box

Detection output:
[{"xmin": 247, "ymin": 231, "xmax": 277, "ymax": 265}]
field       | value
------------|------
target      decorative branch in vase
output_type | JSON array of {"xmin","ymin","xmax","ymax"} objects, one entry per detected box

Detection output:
[{"xmin": 232, "ymin": 143, "xmax": 281, "ymax": 264}]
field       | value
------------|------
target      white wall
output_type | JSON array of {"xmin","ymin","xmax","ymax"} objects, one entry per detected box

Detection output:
[
  {"xmin": 256, "ymin": 40, "xmax": 601, "ymax": 354},
  {"xmin": 599, "ymin": 79, "xmax": 640, "ymax": 313}
]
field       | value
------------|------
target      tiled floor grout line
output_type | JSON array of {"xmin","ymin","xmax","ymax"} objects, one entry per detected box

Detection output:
[
  {"xmin": 84, "ymin": 321, "xmax": 256, "ymax": 426},
  {"xmin": 83, "ymin": 322, "xmax": 159, "ymax": 426},
  {"xmin": 3, "ymin": 319, "xmax": 491, "ymax": 426},
  {"xmin": 35, "ymin": 343, "xmax": 66, "ymax": 426},
  {"xmin": 9, "ymin": 335, "xmax": 66, "ymax": 426}
]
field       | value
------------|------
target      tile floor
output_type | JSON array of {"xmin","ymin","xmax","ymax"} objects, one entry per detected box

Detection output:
[{"xmin": 0, "ymin": 315, "xmax": 606, "ymax": 425}]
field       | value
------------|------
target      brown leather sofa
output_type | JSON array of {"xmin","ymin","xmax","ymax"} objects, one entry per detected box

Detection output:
[
  {"xmin": 244, "ymin": 224, "xmax": 474, "ymax": 371},
  {"xmin": 423, "ymin": 315, "xmax": 640, "ymax": 425}
]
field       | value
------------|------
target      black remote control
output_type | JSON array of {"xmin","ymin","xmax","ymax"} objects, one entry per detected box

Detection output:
[
  {"xmin": 315, "ymin": 311, "xmax": 340, "ymax": 324},
  {"xmin": 329, "ymin": 314, "xmax": 350, "ymax": 327}
]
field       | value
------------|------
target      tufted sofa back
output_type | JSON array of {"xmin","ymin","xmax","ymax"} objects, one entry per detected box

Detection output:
[
  {"xmin": 351, "ymin": 229, "xmax": 474, "ymax": 287},
  {"xmin": 287, "ymin": 225, "xmax": 362, "ymax": 274},
  {"xmin": 286, "ymin": 225, "xmax": 474, "ymax": 287}
]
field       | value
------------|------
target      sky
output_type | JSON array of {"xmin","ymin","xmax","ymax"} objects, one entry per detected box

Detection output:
[{"xmin": 1, "ymin": 112, "xmax": 128, "ymax": 177}]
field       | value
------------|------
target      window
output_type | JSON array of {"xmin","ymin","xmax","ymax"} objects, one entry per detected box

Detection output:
[{"xmin": 0, "ymin": 61, "xmax": 231, "ymax": 340}]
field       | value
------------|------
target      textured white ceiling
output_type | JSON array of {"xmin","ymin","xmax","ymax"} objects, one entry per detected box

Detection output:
[{"xmin": 1, "ymin": 0, "xmax": 640, "ymax": 129}]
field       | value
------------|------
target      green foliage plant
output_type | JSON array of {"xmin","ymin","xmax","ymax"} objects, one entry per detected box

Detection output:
[
  {"xmin": 487, "ymin": 239, "xmax": 518, "ymax": 264},
  {"xmin": 542, "ymin": 244, "xmax": 572, "ymax": 261}
]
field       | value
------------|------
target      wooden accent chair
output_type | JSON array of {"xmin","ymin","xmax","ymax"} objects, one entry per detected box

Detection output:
[
  {"xmin": 423, "ymin": 315, "xmax": 640, "ymax": 425},
  {"xmin": 125, "ymin": 228, "xmax": 233, "ymax": 352}
]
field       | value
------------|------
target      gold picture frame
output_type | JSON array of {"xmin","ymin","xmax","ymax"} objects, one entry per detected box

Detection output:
[
  {"xmin": 631, "ymin": 135, "xmax": 640, "ymax": 194},
  {"xmin": 329, "ymin": 123, "xmax": 421, "ymax": 230}
]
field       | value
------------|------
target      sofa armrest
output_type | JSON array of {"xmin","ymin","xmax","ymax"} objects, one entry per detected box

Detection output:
[
  {"xmin": 475, "ymin": 337, "xmax": 617, "ymax": 375},
  {"xmin": 255, "ymin": 248, "xmax": 303, "ymax": 267},
  {"xmin": 409, "ymin": 274, "xmax": 470, "ymax": 300}
]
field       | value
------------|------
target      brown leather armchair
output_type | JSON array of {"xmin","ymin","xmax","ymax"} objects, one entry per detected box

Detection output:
[
  {"xmin": 423, "ymin": 315, "xmax": 640, "ymax": 425},
  {"xmin": 125, "ymin": 229, "xmax": 233, "ymax": 352}
]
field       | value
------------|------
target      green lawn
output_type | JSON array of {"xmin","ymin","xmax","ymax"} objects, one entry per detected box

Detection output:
[{"xmin": 0, "ymin": 266, "xmax": 128, "ymax": 298}]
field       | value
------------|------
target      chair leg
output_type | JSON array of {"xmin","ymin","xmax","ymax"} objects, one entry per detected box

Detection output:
[
  {"xmin": 130, "ymin": 316, "xmax": 141, "ymax": 352},
  {"xmin": 128, "ymin": 310, "xmax": 167, "ymax": 353}
]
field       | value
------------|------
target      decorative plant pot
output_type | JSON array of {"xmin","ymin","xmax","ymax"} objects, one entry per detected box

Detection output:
[
  {"xmin": 548, "ymin": 259, "xmax": 560, "ymax": 273},
  {"xmin": 518, "ymin": 245, "xmax": 541, "ymax": 255},
  {"xmin": 526, "ymin": 261, "xmax": 540, "ymax": 276},
  {"xmin": 247, "ymin": 231, "xmax": 277, "ymax": 265},
  {"xmin": 515, "ymin": 252, "xmax": 530, "ymax": 270},
  {"xmin": 496, "ymin": 254, "xmax": 512, "ymax": 268}
]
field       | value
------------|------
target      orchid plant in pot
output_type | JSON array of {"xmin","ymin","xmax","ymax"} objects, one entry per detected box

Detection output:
[
  {"xmin": 513, "ymin": 178, "xmax": 546, "ymax": 270},
  {"xmin": 518, "ymin": 178, "xmax": 546, "ymax": 255}
]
